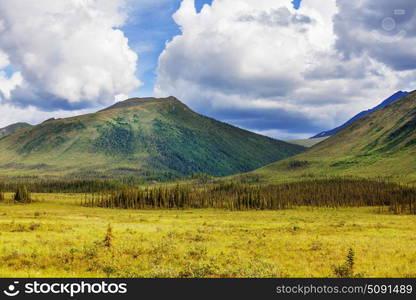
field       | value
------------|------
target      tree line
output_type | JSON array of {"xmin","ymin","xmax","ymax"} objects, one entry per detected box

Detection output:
[
  {"xmin": 1, "ymin": 177, "xmax": 415, "ymax": 214},
  {"xmin": 81, "ymin": 178, "xmax": 416, "ymax": 214}
]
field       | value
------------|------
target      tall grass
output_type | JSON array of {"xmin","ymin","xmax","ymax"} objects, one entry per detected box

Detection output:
[{"xmin": 83, "ymin": 178, "xmax": 416, "ymax": 214}]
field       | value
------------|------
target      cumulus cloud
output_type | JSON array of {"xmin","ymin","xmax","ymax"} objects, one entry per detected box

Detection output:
[
  {"xmin": 0, "ymin": 51, "xmax": 22, "ymax": 100},
  {"xmin": 155, "ymin": 0, "xmax": 414, "ymax": 138},
  {"xmin": 334, "ymin": 0, "xmax": 416, "ymax": 71},
  {"xmin": 0, "ymin": 0, "xmax": 140, "ymax": 111},
  {"xmin": 0, "ymin": 71, "xmax": 23, "ymax": 100},
  {"xmin": 0, "ymin": 51, "xmax": 8, "ymax": 69},
  {"xmin": 0, "ymin": 103, "xmax": 94, "ymax": 129}
]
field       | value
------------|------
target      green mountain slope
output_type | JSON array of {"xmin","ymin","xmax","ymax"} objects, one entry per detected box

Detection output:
[
  {"xmin": 0, "ymin": 122, "xmax": 32, "ymax": 138},
  {"xmin": 284, "ymin": 137, "xmax": 328, "ymax": 148},
  {"xmin": 0, "ymin": 97, "xmax": 305, "ymax": 180},
  {"xmin": 248, "ymin": 91, "xmax": 416, "ymax": 184}
]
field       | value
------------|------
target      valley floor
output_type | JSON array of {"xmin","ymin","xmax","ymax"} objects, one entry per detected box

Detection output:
[{"xmin": 0, "ymin": 193, "xmax": 415, "ymax": 278}]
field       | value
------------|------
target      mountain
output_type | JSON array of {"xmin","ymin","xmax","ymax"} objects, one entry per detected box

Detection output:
[
  {"xmin": 0, "ymin": 122, "xmax": 32, "ymax": 138},
  {"xmin": 284, "ymin": 137, "xmax": 328, "ymax": 148},
  {"xmin": 312, "ymin": 91, "xmax": 410, "ymax": 138},
  {"xmin": 0, "ymin": 97, "xmax": 305, "ymax": 180},
  {"xmin": 248, "ymin": 91, "xmax": 416, "ymax": 184}
]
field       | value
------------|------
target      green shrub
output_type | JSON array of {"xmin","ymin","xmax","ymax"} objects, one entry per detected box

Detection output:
[
  {"xmin": 288, "ymin": 160, "xmax": 309, "ymax": 169},
  {"xmin": 333, "ymin": 248, "xmax": 355, "ymax": 278},
  {"xmin": 103, "ymin": 224, "xmax": 113, "ymax": 248}
]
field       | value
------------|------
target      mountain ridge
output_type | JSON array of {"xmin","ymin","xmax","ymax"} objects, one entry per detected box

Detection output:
[
  {"xmin": 312, "ymin": 91, "xmax": 410, "ymax": 138},
  {"xmin": 0, "ymin": 96, "xmax": 305, "ymax": 180},
  {"xmin": 247, "ymin": 90, "xmax": 416, "ymax": 184},
  {"xmin": 0, "ymin": 122, "xmax": 32, "ymax": 139},
  {"xmin": 100, "ymin": 97, "xmax": 175, "ymax": 112}
]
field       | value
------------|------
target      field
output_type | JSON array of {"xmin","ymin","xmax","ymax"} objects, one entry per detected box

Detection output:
[{"xmin": 0, "ymin": 193, "xmax": 415, "ymax": 278}]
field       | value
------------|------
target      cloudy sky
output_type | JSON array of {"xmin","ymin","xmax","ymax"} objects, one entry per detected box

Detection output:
[{"xmin": 0, "ymin": 0, "xmax": 415, "ymax": 139}]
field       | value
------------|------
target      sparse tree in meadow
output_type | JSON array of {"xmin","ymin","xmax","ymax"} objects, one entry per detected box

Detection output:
[
  {"xmin": 13, "ymin": 186, "xmax": 32, "ymax": 203},
  {"xmin": 104, "ymin": 223, "xmax": 114, "ymax": 248}
]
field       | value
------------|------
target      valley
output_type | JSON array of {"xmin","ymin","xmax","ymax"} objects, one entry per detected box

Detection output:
[
  {"xmin": 2, "ymin": 0, "xmax": 415, "ymax": 283},
  {"xmin": 0, "ymin": 91, "xmax": 415, "ymax": 278},
  {"xmin": 0, "ymin": 194, "xmax": 415, "ymax": 278}
]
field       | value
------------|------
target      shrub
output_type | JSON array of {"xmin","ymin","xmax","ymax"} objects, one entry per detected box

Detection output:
[
  {"xmin": 103, "ymin": 224, "xmax": 113, "ymax": 248},
  {"xmin": 333, "ymin": 248, "xmax": 355, "ymax": 278},
  {"xmin": 288, "ymin": 160, "xmax": 309, "ymax": 169},
  {"xmin": 103, "ymin": 265, "xmax": 117, "ymax": 278}
]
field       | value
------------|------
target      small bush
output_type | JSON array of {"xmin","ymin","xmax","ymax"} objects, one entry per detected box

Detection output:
[
  {"xmin": 333, "ymin": 248, "xmax": 355, "ymax": 278},
  {"xmin": 0, "ymin": 190, "xmax": 4, "ymax": 201},
  {"xmin": 28, "ymin": 223, "xmax": 41, "ymax": 231},
  {"xmin": 103, "ymin": 224, "xmax": 113, "ymax": 248},
  {"xmin": 238, "ymin": 174, "xmax": 261, "ymax": 184},
  {"xmin": 103, "ymin": 265, "xmax": 117, "ymax": 278},
  {"xmin": 13, "ymin": 186, "xmax": 32, "ymax": 203},
  {"xmin": 309, "ymin": 241, "xmax": 323, "ymax": 251},
  {"xmin": 287, "ymin": 160, "xmax": 309, "ymax": 169}
]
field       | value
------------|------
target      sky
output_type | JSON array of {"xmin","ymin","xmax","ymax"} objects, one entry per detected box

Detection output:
[{"xmin": 0, "ymin": 0, "xmax": 415, "ymax": 139}]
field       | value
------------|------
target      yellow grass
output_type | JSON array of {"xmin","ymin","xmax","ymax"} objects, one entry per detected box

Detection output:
[{"xmin": 0, "ymin": 193, "xmax": 415, "ymax": 278}]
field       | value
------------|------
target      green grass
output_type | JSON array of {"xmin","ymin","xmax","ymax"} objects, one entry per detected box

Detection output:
[
  {"xmin": 284, "ymin": 137, "xmax": 329, "ymax": 148},
  {"xmin": 0, "ymin": 193, "xmax": 415, "ymax": 278}
]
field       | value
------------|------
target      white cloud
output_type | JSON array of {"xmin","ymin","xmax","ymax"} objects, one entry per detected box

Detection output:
[
  {"xmin": 155, "ymin": 0, "xmax": 411, "ymax": 138},
  {"xmin": 0, "ymin": 103, "xmax": 93, "ymax": 129},
  {"xmin": 0, "ymin": 51, "xmax": 9, "ymax": 69},
  {"xmin": 254, "ymin": 129, "xmax": 311, "ymax": 140},
  {"xmin": 0, "ymin": 50, "xmax": 23, "ymax": 100},
  {"xmin": 114, "ymin": 93, "xmax": 129, "ymax": 103},
  {"xmin": 0, "ymin": 0, "xmax": 140, "ymax": 110},
  {"xmin": 0, "ymin": 71, "xmax": 23, "ymax": 100}
]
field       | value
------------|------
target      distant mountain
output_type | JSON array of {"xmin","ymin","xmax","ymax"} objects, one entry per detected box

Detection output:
[
  {"xmin": 249, "ymin": 91, "xmax": 416, "ymax": 183},
  {"xmin": 285, "ymin": 137, "xmax": 329, "ymax": 148},
  {"xmin": 0, "ymin": 97, "xmax": 305, "ymax": 180},
  {"xmin": 0, "ymin": 122, "xmax": 32, "ymax": 138},
  {"xmin": 312, "ymin": 91, "xmax": 410, "ymax": 138}
]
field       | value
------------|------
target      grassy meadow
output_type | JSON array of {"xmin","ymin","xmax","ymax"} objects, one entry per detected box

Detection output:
[{"xmin": 0, "ymin": 192, "xmax": 415, "ymax": 278}]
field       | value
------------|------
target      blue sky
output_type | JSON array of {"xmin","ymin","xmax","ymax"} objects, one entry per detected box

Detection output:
[
  {"xmin": 127, "ymin": 0, "xmax": 214, "ymax": 97},
  {"xmin": 0, "ymin": 0, "xmax": 414, "ymax": 139},
  {"xmin": 121, "ymin": 1, "xmax": 189, "ymax": 97}
]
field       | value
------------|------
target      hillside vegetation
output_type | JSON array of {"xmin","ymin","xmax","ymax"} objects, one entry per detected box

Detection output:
[
  {"xmin": 0, "ymin": 122, "xmax": 32, "ymax": 138},
  {"xmin": 312, "ymin": 91, "xmax": 409, "ymax": 138},
  {"xmin": 248, "ymin": 91, "xmax": 416, "ymax": 184},
  {"xmin": 0, "ymin": 97, "xmax": 304, "ymax": 181},
  {"xmin": 285, "ymin": 137, "xmax": 328, "ymax": 148}
]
